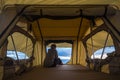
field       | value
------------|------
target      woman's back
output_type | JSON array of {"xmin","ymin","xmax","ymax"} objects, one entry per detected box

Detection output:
[{"xmin": 44, "ymin": 48, "xmax": 58, "ymax": 67}]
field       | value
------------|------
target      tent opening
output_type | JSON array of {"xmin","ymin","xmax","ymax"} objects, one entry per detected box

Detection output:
[
  {"xmin": 7, "ymin": 51, "xmax": 29, "ymax": 60},
  {"xmin": 91, "ymin": 46, "xmax": 115, "ymax": 59},
  {"xmin": 46, "ymin": 42, "xmax": 72, "ymax": 64},
  {"xmin": 86, "ymin": 30, "xmax": 115, "ymax": 59}
]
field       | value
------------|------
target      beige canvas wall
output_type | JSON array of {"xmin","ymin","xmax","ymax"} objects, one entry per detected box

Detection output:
[{"xmin": 3, "ymin": 0, "xmax": 120, "ymax": 5}]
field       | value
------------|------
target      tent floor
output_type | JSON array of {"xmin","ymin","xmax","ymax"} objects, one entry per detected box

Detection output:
[{"xmin": 15, "ymin": 65, "xmax": 120, "ymax": 80}]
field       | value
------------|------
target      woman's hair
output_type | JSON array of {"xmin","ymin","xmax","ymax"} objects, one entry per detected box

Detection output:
[{"xmin": 51, "ymin": 44, "xmax": 56, "ymax": 49}]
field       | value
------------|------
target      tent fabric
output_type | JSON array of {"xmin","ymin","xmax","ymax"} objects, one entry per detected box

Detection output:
[
  {"xmin": 82, "ymin": 24, "xmax": 115, "ymax": 59},
  {"xmin": 45, "ymin": 40, "xmax": 73, "ymax": 45},
  {"xmin": 7, "ymin": 32, "xmax": 33, "ymax": 57},
  {"xmin": 23, "ymin": 6, "xmax": 116, "ymax": 17},
  {"xmin": 35, "ymin": 18, "xmax": 81, "ymax": 37},
  {"xmin": 103, "ymin": 11, "xmax": 120, "ymax": 42},
  {"xmin": 82, "ymin": 24, "xmax": 117, "ymax": 73},
  {"xmin": 0, "ymin": 5, "xmax": 118, "ymax": 47},
  {"xmin": 77, "ymin": 41, "xmax": 87, "ymax": 66},
  {"xmin": 0, "ymin": 7, "xmax": 24, "ymax": 47},
  {"xmin": 0, "ymin": 41, "xmax": 8, "ymax": 80},
  {"xmin": 2, "ymin": 0, "xmax": 120, "ymax": 5},
  {"xmin": 108, "ymin": 11, "xmax": 120, "ymax": 33},
  {"xmin": 32, "ymin": 18, "xmax": 90, "ymax": 40},
  {"xmin": 7, "ymin": 25, "xmax": 36, "ymax": 58},
  {"xmin": 86, "ymin": 31, "xmax": 114, "ymax": 56},
  {"xmin": 33, "ymin": 41, "xmax": 42, "ymax": 66}
]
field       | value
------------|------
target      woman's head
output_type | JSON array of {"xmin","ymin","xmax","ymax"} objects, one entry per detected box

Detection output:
[{"xmin": 51, "ymin": 44, "xmax": 56, "ymax": 49}]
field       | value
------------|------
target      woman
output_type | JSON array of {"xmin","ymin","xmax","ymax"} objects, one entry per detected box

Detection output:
[{"xmin": 44, "ymin": 44, "xmax": 62, "ymax": 67}]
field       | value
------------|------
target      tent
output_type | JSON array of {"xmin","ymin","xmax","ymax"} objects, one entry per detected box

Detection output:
[{"xmin": 0, "ymin": 0, "xmax": 120, "ymax": 80}]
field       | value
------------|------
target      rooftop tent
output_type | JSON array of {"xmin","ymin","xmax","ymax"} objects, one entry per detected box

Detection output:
[
  {"xmin": 0, "ymin": 6, "xmax": 119, "ymax": 60},
  {"xmin": 0, "ymin": 1, "xmax": 120, "ymax": 79}
]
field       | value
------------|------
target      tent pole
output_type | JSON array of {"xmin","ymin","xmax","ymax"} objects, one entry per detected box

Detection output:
[
  {"xmin": 83, "ymin": 41, "xmax": 90, "ymax": 68},
  {"xmin": 0, "ymin": 6, "xmax": 29, "ymax": 48},
  {"xmin": 76, "ymin": 10, "xmax": 83, "ymax": 64},
  {"xmin": 10, "ymin": 35, "xmax": 19, "ymax": 63},
  {"xmin": 71, "ymin": 43, "xmax": 74, "ymax": 64},
  {"xmin": 102, "ymin": 16, "xmax": 120, "ymax": 42},
  {"xmin": 90, "ymin": 34, "xmax": 94, "ymax": 59},
  {"xmin": 100, "ymin": 33, "xmax": 109, "ymax": 59},
  {"xmin": 90, "ymin": 20, "xmax": 95, "ymax": 59},
  {"xmin": 103, "ymin": 6, "xmax": 120, "ymax": 42},
  {"xmin": 37, "ymin": 19, "xmax": 44, "ymax": 65},
  {"xmin": 24, "ymin": 26, "xmax": 29, "ymax": 60},
  {"xmin": 24, "ymin": 35, "xmax": 28, "ymax": 62},
  {"xmin": 98, "ymin": 33, "xmax": 109, "ymax": 71}
]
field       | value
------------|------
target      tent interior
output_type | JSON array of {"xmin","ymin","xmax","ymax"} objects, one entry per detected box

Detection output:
[{"xmin": 0, "ymin": 1, "xmax": 120, "ymax": 80}]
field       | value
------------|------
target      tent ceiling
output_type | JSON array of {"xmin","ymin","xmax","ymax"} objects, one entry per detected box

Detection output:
[
  {"xmin": 40, "ymin": 18, "xmax": 80, "ymax": 37},
  {"xmin": 2, "ymin": 0, "xmax": 120, "ymax": 5},
  {"xmin": 1, "ymin": 0, "xmax": 120, "ymax": 14},
  {"xmin": 24, "ymin": 7, "xmax": 80, "ymax": 16},
  {"xmin": 21, "ymin": 5, "xmax": 116, "ymax": 21},
  {"xmin": 32, "ymin": 18, "xmax": 90, "ymax": 40},
  {"xmin": 14, "ymin": 5, "xmax": 117, "ymax": 40}
]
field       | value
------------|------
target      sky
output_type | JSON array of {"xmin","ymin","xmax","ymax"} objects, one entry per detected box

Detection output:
[
  {"xmin": 91, "ymin": 46, "xmax": 115, "ymax": 59},
  {"xmin": 7, "ymin": 47, "xmax": 72, "ymax": 64},
  {"xmin": 7, "ymin": 46, "xmax": 114, "ymax": 64},
  {"xmin": 7, "ymin": 51, "xmax": 28, "ymax": 60},
  {"xmin": 47, "ymin": 47, "xmax": 72, "ymax": 64}
]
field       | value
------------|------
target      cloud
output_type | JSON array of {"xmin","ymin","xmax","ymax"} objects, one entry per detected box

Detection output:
[{"xmin": 59, "ymin": 56, "xmax": 71, "ymax": 59}]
